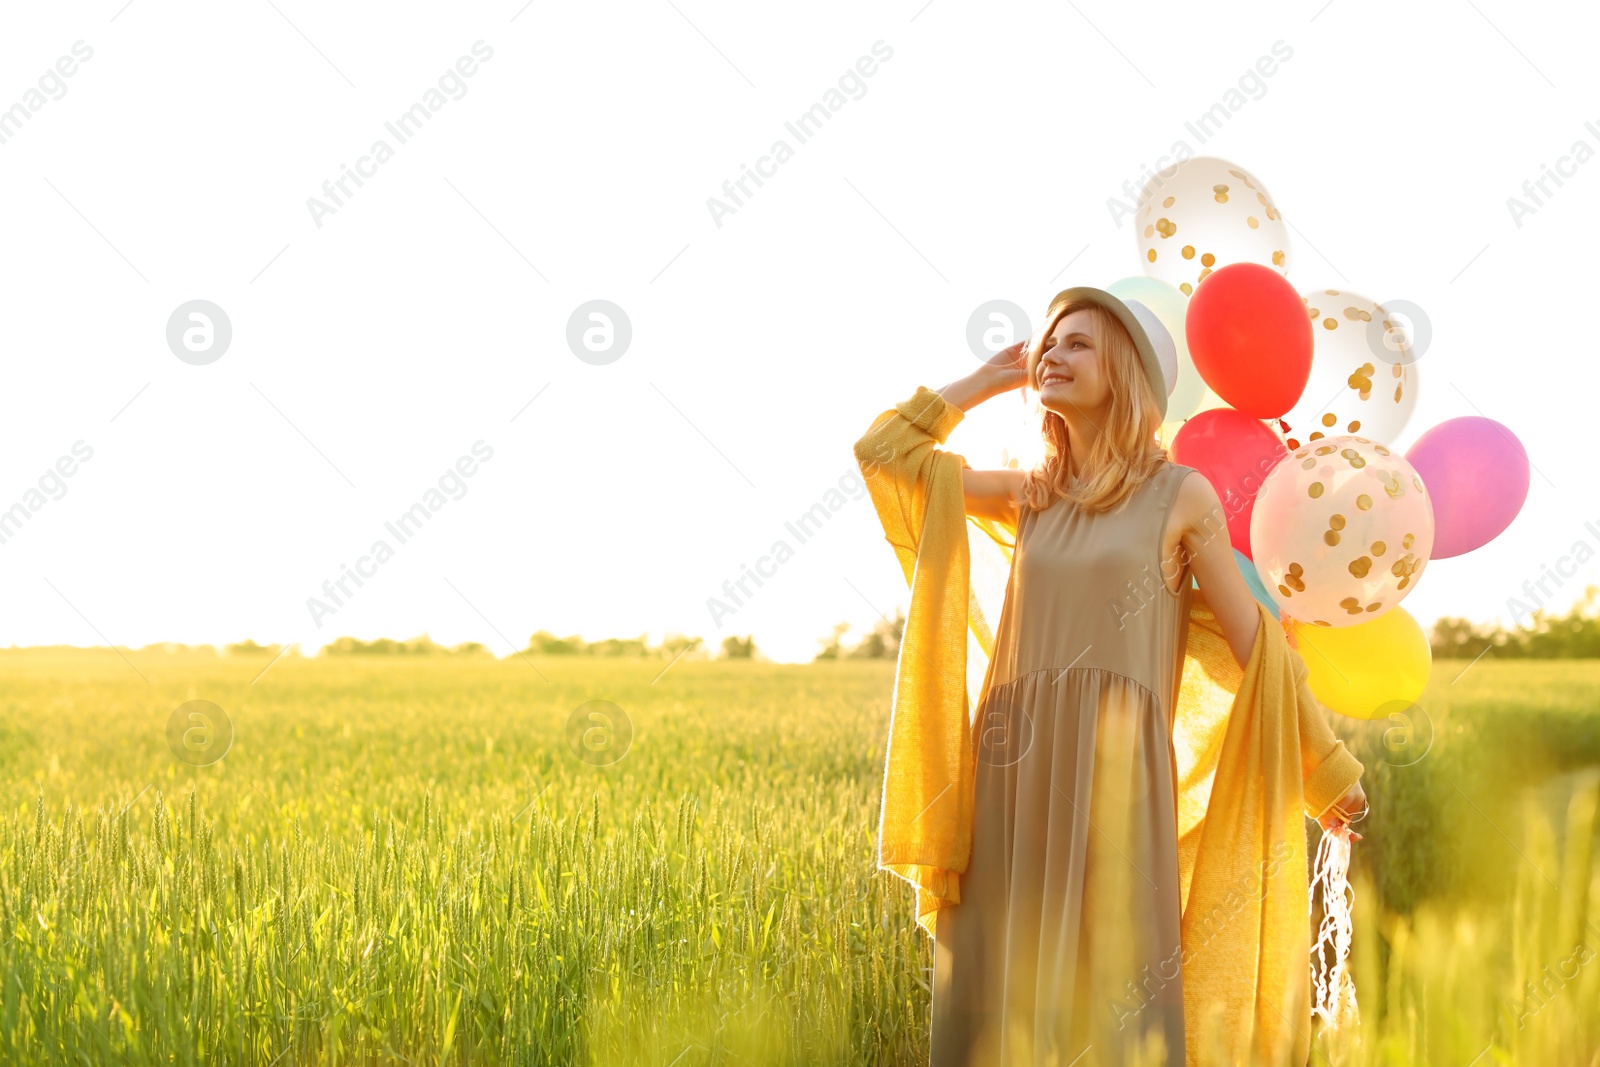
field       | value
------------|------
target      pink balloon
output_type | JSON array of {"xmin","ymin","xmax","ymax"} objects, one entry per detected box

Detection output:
[{"xmin": 1405, "ymin": 416, "xmax": 1529, "ymax": 559}]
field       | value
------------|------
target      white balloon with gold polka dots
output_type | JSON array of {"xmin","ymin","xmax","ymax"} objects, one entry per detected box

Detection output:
[
  {"xmin": 1249, "ymin": 435, "xmax": 1435, "ymax": 628},
  {"xmin": 1135, "ymin": 156, "xmax": 1293, "ymax": 296},
  {"xmin": 1277, "ymin": 289, "xmax": 1419, "ymax": 450}
]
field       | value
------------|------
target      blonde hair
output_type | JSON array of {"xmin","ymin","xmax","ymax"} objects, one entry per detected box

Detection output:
[{"xmin": 1020, "ymin": 298, "xmax": 1169, "ymax": 513}]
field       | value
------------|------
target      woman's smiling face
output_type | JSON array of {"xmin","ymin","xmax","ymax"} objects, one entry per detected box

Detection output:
[{"xmin": 1036, "ymin": 308, "xmax": 1110, "ymax": 416}]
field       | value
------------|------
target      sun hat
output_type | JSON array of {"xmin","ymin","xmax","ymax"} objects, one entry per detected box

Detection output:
[{"xmin": 1043, "ymin": 286, "xmax": 1177, "ymax": 421}]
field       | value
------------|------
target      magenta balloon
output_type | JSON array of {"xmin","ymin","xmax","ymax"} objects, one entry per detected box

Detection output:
[{"xmin": 1405, "ymin": 416, "xmax": 1529, "ymax": 559}]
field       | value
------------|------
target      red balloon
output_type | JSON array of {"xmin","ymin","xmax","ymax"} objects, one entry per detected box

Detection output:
[
  {"xmin": 1185, "ymin": 262, "xmax": 1312, "ymax": 419},
  {"xmin": 1170, "ymin": 407, "xmax": 1290, "ymax": 559}
]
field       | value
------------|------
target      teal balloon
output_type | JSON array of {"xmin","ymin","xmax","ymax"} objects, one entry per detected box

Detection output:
[
  {"xmin": 1182, "ymin": 548, "xmax": 1279, "ymax": 614},
  {"xmin": 1234, "ymin": 549, "xmax": 1279, "ymax": 613},
  {"xmin": 1106, "ymin": 275, "xmax": 1205, "ymax": 420}
]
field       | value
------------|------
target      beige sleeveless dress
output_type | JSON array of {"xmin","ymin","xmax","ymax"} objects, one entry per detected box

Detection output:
[{"xmin": 929, "ymin": 460, "xmax": 1198, "ymax": 1067}]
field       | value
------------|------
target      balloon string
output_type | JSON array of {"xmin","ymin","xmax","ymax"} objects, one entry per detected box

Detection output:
[
  {"xmin": 1279, "ymin": 610, "xmax": 1299, "ymax": 651},
  {"xmin": 1309, "ymin": 822, "xmax": 1359, "ymax": 1030}
]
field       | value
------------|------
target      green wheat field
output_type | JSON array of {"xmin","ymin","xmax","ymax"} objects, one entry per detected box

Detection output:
[{"xmin": 2, "ymin": 647, "xmax": 1598, "ymax": 1065}]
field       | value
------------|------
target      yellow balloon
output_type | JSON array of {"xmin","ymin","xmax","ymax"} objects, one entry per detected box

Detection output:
[{"xmin": 1290, "ymin": 606, "xmax": 1431, "ymax": 719}]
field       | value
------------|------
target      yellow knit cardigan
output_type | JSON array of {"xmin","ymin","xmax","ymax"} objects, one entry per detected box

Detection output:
[{"xmin": 854, "ymin": 385, "xmax": 1366, "ymax": 1067}]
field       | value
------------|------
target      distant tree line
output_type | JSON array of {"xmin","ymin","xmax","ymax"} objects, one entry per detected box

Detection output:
[
  {"xmin": 1431, "ymin": 585, "xmax": 1600, "ymax": 659},
  {"xmin": 523, "ymin": 631, "xmax": 722, "ymax": 658},
  {"xmin": 319, "ymin": 636, "xmax": 488, "ymax": 656},
  {"xmin": 815, "ymin": 610, "xmax": 904, "ymax": 661},
  {"xmin": 79, "ymin": 587, "xmax": 1600, "ymax": 665},
  {"xmin": 148, "ymin": 633, "xmax": 752, "ymax": 659}
]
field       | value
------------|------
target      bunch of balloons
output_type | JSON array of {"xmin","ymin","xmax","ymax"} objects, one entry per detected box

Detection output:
[{"xmin": 1112, "ymin": 157, "xmax": 1529, "ymax": 719}]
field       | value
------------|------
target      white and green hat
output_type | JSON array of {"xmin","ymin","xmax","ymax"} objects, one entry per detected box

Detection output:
[{"xmin": 1045, "ymin": 286, "xmax": 1178, "ymax": 420}]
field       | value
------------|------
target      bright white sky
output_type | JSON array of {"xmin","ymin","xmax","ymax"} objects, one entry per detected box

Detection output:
[{"xmin": 0, "ymin": 0, "xmax": 1593, "ymax": 662}]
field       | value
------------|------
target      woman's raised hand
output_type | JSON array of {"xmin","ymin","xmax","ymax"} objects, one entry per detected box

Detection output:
[
  {"xmin": 978, "ymin": 339, "xmax": 1031, "ymax": 395},
  {"xmin": 939, "ymin": 339, "xmax": 1032, "ymax": 412}
]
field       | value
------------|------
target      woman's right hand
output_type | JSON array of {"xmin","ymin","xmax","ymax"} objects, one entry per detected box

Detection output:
[
  {"xmin": 939, "ymin": 340, "xmax": 1032, "ymax": 412},
  {"xmin": 978, "ymin": 339, "xmax": 1031, "ymax": 395}
]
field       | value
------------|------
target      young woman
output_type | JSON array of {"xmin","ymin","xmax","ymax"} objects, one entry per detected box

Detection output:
[{"xmin": 857, "ymin": 288, "xmax": 1368, "ymax": 1066}]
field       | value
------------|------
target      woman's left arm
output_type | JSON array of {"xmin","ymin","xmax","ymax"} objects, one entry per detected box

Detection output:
[
  {"xmin": 1177, "ymin": 470, "xmax": 1367, "ymax": 831},
  {"xmin": 1174, "ymin": 470, "xmax": 1260, "ymax": 670}
]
